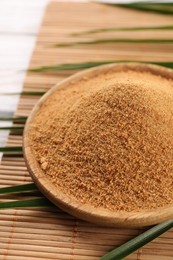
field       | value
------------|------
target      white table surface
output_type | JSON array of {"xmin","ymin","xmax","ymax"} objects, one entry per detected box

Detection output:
[
  {"xmin": 0, "ymin": 0, "xmax": 48, "ymax": 152},
  {"xmin": 0, "ymin": 0, "xmax": 171, "ymax": 155}
]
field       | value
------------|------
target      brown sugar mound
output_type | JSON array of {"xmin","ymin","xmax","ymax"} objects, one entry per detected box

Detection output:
[{"xmin": 30, "ymin": 68, "xmax": 173, "ymax": 212}]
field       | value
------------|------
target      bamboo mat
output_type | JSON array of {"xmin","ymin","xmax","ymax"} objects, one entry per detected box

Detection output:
[{"xmin": 0, "ymin": 1, "xmax": 173, "ymax": 259}]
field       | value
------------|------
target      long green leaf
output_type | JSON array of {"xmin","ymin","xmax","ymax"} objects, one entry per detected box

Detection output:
[
  {"xmin": 101, "ymin": 219, "xmax": 173, "ymax": 260},
  {"xmin": 3, "ymin": 154, "xmax": 23, "ymax": 158},
  {"xmin": 30, "ymin": 61, "xmax": 173, "ymax": 72},
  {"xmin": 72, "ymin": 25, "xmax": 173, "ymax": 36},
  {"xmin": 0, "ymin": 146, "xmax": 23, "ymax": 153},
  {"xmin": 114, "ymin": 3, "xmax": 173, "ymax": 15},
  {"xmin": 29, "ymin": 62, "xmax": 102, "ymax": 72},
  {"xmin": 0, "ymin": 91, "xmax": 45, "ymax": 96},
  {"xmin": 0, "ymin": 183, "xmax": 37, "ymax": 195},
  {"xmin": 0, "ymin": 117, "xmax": 27, "ymax": 123},
  {"xmin": 0, "ymin": 198, "xmax": 52, "ymax": 209},
  {"xmin": 55, "ymin": 39, "xmax": 173, "ymax": 47},
  {"xmin": 0, "ymin": 126, "xmax": 24, "ymax": 131}
]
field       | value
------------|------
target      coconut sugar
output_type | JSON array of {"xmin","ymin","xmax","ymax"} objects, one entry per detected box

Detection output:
[{"xmin": 30, "ymin": 68, "xmax": 173, "ymax": 212}]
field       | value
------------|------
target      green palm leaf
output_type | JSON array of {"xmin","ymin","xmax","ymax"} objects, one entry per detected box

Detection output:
[
  {"xmin": 0, "ymin": 91, "xmax": 45, "ymax": 96},
  {"xmin": 29, "ymin": 62, "xmax": 102, "ymax": 72},
  {"xmin": 55, "ymin": 38, "xmax": 173, "ymax": 47},
  {"xmin": 114, "ymin": 3, "xmax": 173, "ymax": 15},
  {"xmin": 3, "ymin": 154, "xmax": 23, "ymax": 158},
  {"xmin": 0, "ymin": 183, "xmax": 37, "ymax": 194},
  {"xmin": 72, "ymin": 25, "xmax": 173, "ymax": 36},
  {"xmin": 0, "ymin": 198, "xmax": 52, "ymax": 209},
  {"xmin": 0, "ymin": 117, "xmax": 27, "ymax": 123},
  {"xmin": 0, "ymin": 146, "xmax": 23, "ymax": 153},
  {"xmin": 0, "ymin": 126, "xmax": 24, "ymax": 131},
  {"xmin": 30, "ymin": 61, "xmax": 173, "ymax": 72},
  {"xmin": 101, "ymin": 219, "xmax": 173, "ymax": 260}
]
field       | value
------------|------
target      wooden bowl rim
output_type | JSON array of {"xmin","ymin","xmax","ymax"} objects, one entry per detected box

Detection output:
[{"xmin": 23, "ymin": 62, "xmax": 173, "ymax": 227}]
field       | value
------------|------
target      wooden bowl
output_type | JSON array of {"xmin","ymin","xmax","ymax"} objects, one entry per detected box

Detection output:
[{"xmin": 23, "ymin": 63, "xmax": 173, "ymax": 227}]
